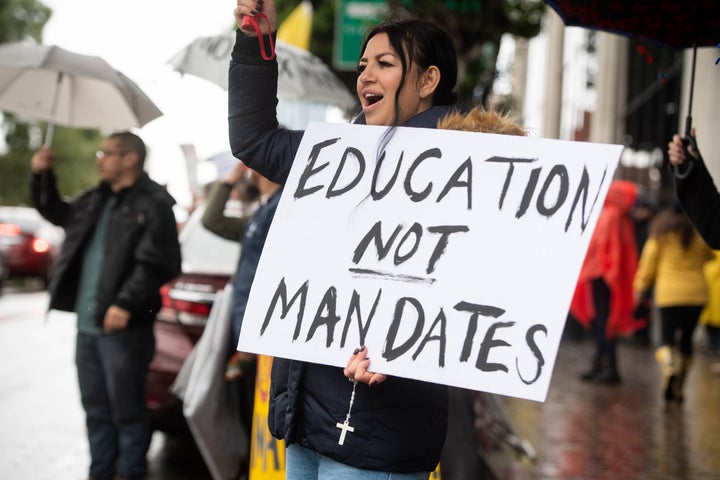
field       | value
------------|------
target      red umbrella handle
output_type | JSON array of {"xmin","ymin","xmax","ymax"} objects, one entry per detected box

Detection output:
[{"xmin": 241, "ymin": 14, "xmax": 276, "ymax": 61}]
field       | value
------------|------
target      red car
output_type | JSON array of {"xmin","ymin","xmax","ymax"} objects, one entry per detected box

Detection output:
[
  {"xmin": 0, "ymin": 206, "xmax": 64, "ymax": 286},
  {"xmin": 145, "ymin": 205, "xmax": 239, "ymax": 434}
]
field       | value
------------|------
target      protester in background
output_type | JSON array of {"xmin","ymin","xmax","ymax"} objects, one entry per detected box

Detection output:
[
  {"xmin": 700, "ymin": 251, "xmax": 720, "ymax": 354},
  {"xmin": 230, "ymin": 0, "xmax": 459, "ymax": 477},
  {"xmin": 634, "ymin": 205, "xmax": 714, "ymax": 402},
  {"xmin": 201, "ymin": 161, "xmax": 280, "ymax": 362},
  {"xmin": 200, "ymin": 160, "xmax": 281, "ymax": 473},
  {"xmin": 201, "ymin": 161, "xmax": 281, "ymax": 375},
  {"xmin": 30, "ymin": 133, "xmax": 182, "ymax": 480},
  {"xmin": 668, "ymin": 128, "xmax": 720, "ymax": 249},
  {"xmin": 570, "ymin": 180, "xmax": 644, "ymax": 384}
]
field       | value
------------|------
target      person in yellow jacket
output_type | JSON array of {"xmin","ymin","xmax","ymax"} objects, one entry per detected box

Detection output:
[
  {"xmin": 633, "ymin": 204, "xmax": 714, "ymax": 403},
  {"xmin": 700, "ymin": 251, "xmax": 720, "ymax": 353}
]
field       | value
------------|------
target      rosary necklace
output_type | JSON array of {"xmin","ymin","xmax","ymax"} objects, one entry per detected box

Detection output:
[{"xmin": 336, "ymin": 379, "xmax": 357, "ymax": 445}]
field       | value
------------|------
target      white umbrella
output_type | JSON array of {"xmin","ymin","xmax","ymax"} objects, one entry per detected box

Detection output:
[
  {"xmin": 168, "ymin": 32, "xmax": 357, "ymax": 111},
  {"xmin": 0, "ymin": 41, "xmax": 162, "ymax": 144}
]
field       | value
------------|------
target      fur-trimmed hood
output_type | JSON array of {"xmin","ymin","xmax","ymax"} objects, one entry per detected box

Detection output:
[{"xmin": 437, "ymin": 107, "xmax": 527, "ymax": 136}]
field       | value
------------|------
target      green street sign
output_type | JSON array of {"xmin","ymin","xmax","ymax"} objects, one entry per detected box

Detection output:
[{"xmin": 333, "ymin": 0, "xmax": 387, "ymax": 70}]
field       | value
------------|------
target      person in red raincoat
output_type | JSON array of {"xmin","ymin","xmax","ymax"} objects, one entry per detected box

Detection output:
[{"xmin": 570, "ymin": 180, "xmax": 646, "ymax": 383}]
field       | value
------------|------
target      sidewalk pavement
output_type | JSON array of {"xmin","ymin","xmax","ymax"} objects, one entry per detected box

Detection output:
[{"xmin": 502, "ymin": 336, "xmax": 720, "ymax": 480}]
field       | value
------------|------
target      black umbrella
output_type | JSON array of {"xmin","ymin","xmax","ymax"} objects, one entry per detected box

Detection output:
[{"xmin": 544, "ymin": 0, "xmax": 720, "ymax": 139}]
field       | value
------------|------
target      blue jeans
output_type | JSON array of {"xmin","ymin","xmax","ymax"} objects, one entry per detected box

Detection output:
[
  {"xmin": 76, "ymin": 325, "xmax": 155, "ymax": 480},
  {"xmin": 285, "ymin": 444, "xmax": 430, "ymax": 480}
]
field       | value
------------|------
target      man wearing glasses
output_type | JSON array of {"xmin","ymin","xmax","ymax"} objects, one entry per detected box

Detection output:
[{"xmin": 30, "ymin": 131, "xmax": 182, "ymax": 480}]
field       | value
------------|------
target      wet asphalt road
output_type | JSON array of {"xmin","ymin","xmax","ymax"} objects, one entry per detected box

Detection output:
[{"xmin": 1, "ymin": 285, "xmax": 720, "ymax": 479}]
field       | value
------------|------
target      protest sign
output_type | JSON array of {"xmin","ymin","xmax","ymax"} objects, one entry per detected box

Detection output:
[{"xmin": 238, "ymin": 121, "xmax": 622, "ymax": 401}]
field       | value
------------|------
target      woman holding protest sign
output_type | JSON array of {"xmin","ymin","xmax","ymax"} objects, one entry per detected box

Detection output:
[{"xmin": 229, "ymin": 1, "xmax": 459, "ymax": 478}]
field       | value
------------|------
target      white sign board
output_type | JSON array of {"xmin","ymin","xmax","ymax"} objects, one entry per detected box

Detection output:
[{"xmin": 238, "ymin": 122, "xmax": 622, "ymax": 402}]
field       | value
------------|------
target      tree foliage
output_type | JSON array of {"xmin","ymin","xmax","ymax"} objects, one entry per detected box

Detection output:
[
  {"xmin": 0, "ymin": 0, "xmax": 50, "ymax": 44},
  {"xmin": 388, "ymin": 0, "xmax": 545, "ymax": 106},
  {"xmin": 0, "ymin": 0, "xmax": 102, "ymax": 206}
]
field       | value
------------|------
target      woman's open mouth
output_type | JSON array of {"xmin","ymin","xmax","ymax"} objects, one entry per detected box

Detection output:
[{"xmin": 363, "ymin": 93, "xmax": 383, "ymax": 108}]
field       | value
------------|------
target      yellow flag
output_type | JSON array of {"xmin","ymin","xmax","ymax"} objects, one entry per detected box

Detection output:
[
  {"xmin": 249, "ymin": 356, "xmax": 285, "ymax": 480},
  {"xmin": 277, "ymin": 1, "xmax": 313, "ymax": 50}
]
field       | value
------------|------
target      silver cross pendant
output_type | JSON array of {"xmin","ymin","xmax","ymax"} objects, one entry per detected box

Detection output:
[{"xmin": 336, "ymin": 420, "xmax": 355, "ymax": 445}]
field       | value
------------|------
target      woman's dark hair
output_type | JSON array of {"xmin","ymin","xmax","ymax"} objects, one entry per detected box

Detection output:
[
  {"xmin": 648, "ymin": 207, "xmax": 696, "ymax": 249},
  {"xmin": 360, "ymin": 19, "xmax": 459, "ymax": 127}
]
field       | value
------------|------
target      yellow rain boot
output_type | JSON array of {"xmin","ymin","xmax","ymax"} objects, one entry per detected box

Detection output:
[
  {"xmin": 673, "ymin": 354, "xmax": 693, "ymax": 403},
  {"xmin": 655, "ymin": 346, "xmax": 677, "ymax": 402}
]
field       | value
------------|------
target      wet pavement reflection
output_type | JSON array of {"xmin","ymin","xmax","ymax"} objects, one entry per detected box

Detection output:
[{"xmin": 504, "ymin": 335, "xmax": 720, "ymax": 480}]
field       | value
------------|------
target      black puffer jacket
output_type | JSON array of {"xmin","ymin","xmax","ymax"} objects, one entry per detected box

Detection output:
[
  {"xmin": 229, "ymin": 30, "xmax": 454, "ymax": 473},
  {"xmin": 30, "ymin": 171, "xmax": 182, "ymax": 327}
]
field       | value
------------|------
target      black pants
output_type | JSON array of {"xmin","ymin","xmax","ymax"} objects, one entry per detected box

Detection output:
[
  {"xmin": 591, "ymin": 278, "xmax": 617, "ymax": 368},
  {"xmin": 659, "ymin": 305, "xmax": 703, "ymax": 355}
]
